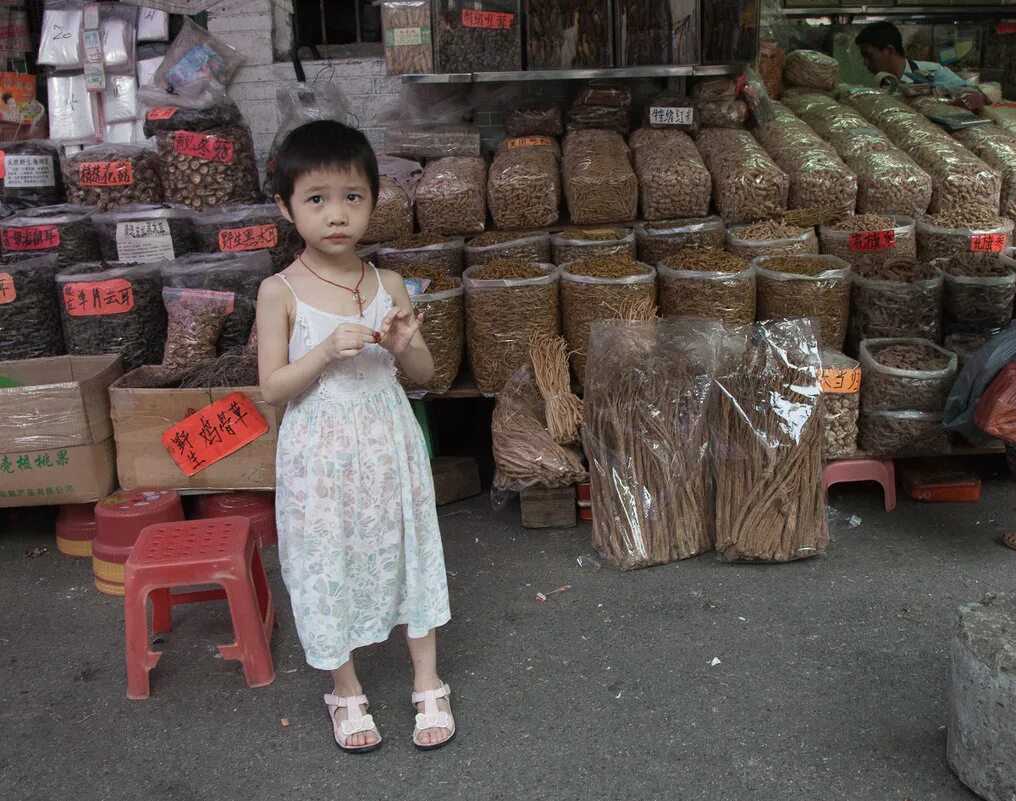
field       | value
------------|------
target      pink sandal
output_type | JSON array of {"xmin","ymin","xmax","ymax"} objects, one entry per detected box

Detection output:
[
  {"xmin": 324, "ymin": 693, "xmax": 382, "ymax": 753},
  {"xmin": 412, "ymin": 683, "xmax": 456, "ymax": 751}
]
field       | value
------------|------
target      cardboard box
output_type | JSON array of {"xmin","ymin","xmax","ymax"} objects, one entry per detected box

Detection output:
[
  {"xmin": 109, "ymin": 368, "xmax": 282, "ymax": 491},
  {"xmin": 0, "ymin": 438, "xmax": 117, "ymax": 507}
]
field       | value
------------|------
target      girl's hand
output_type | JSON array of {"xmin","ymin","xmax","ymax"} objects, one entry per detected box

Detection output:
[
  {"xmin": 323, "ymin": 323, "xmax": 376, "ymax": 360},
  {"xmin": 377, "ymin": 307, "xmax": 424, "ymax": 355}
]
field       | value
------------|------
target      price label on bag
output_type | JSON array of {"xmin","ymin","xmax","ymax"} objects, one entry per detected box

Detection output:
[
  {"xmin": 648, "ymin": 106, "xmax": 694, "ymax": 127},
  {"xmin": 849, "ymin": 230, "xmax": 896, "ymax": 252},
  {"xmin": 173, "ymin": 131, "xmax": 235, "ymax": 163},
  {"xmin": 218, "ymin": 224, "xmax": 279, "ymax": 252},
  {"xmin": 0, "ymin": 272, "xmax": 14, "ymax": 304},
  {"xmin": 461, "ymin": 9, "xmax": 514, "ymax": 29},
  {"xmin": 2, "ymin": 154, "xmax": 56, "ymax": 189},
  {"xmin": 162, "ymin": 392, "xmax": 269, "ymax": 477},
  {"xmin": 79, "ymin": 161, "xmax": 134, "ymax": 186},
  {"xmin": 116, "ymin": 220, "xmax": 175, "ymax": 263},
  {"xmin": 386, "ymin": 26, "xmax": 432, "ymax": 47},
  {"xmin": 147, "ymin": 107, "xmax": 177, "ymax": 121},
  {"xmin": 1, "ymin": 225, "xmax": 60, "ymax": 251},
  {"xmin": 62, "ymin": 279, "xmax": 134, "ymax": 317},
  {"xmin": 820, "ymin": 368, "xmax": 862, "ymax": 394},
  {"xmin": 505, "ymin": 136, "xmax": 554, "ymax": 149},
  {"xmin": 970, "ymin": 233, "xmax": 1008, "ymax": 253}
]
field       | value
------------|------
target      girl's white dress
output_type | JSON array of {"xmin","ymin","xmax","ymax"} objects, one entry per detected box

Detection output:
[{"xmin": 274, "ymin": 269, "xmax": 451, "ymax": 670}]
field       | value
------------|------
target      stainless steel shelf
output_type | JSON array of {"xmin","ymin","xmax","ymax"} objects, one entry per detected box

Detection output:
[
  {"xmin": 401, "ymin": 64, "xmax": 745, "ymax": 84},
  {"xmin": 782, "ymin": 4, "xmax": 1016, "ymax": 16}
]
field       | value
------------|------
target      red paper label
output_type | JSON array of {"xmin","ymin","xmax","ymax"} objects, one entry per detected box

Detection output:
[
  {"xmin": 821, "ymin": 367, "xmax": 861, "ymax": 394},
  {"xmin": 218, "ymin": 224, "xmax": 279, "ymax": 253},
  {"xmin": 174, "ymin": 130, "xmax": 235, "ymax": 163},
  {"xmin": 461, "ymin": 8, "xmax": 514, "ymax": 29},
  {"xmin": 970, "ymin": 233, "xmax": 1008, "ymax": 253},
  {"xmin": 0, "ymin": 272, "xmax": 14, "ymax": 304},
  {"xmin": 78, "ymin": 161, "xmax": 134, "ymax": 187},
  {"xmin": 997, "ymin": 22, "xmax": 1016, "ymax": 35},
  {"xmin": 849, "ymin": 230, "xmax": 896, "ymax": 252},
  {"xmin": 146, "ymin": 106, "xmax": 177, "ymax": 120},
  {"xmin": 0, "ymin": 150, "xmax": 5, "ymax": 180},
  {"xmin": 62, "ymin": 279, "xmax": 134, "ymax": 317},
  {"xmin": 161, "ymin": 392, "xmax": 269, "ymax": 477},
  {"xmin": 1, "ymin": 225, "xmax": 60, "ymax": 251}
]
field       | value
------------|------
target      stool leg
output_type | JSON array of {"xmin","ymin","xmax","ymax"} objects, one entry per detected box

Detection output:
[
  {"xmin": 151, "ymin": 588, "xmax": 173, "ymax": 634},
  {"xmin": 882, "ymin": 460, "xmax": 897, "ymax": 513},
  {"xmin": 125, "ymin": 583, "xmax": 162, "ymax": 700},
  {"xmin": 219, "ymin": 575, "xmax": 275, "ymax": 689}
]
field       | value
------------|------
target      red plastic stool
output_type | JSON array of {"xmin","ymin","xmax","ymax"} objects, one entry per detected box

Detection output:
[
  {"xmin": 56, "ymin": 504, "xmax": 98, "ymax": 558},
  {"xmin": 92, "ymin": 490, "xmax": 184, "ymax": 596},
  {"xmin": 123, "ymin": 516, "xmax": 276, "ymax": 700},
  {"xmin": 824, "ymin": 458, "xmax": 897, "ymax": 512},
  {"xmin": 193, "ymin": 492, "xmax": 277, "ymax": 548}
]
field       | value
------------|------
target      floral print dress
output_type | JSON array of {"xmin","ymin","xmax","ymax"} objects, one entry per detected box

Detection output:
[{"xmin": 274, "ymin": 269, "xmax": 450, "ymax": 670}]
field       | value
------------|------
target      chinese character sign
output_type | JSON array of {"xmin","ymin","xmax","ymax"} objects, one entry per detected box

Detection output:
[
  {"xmin": 648, "ymin": 106, "xmax": 694, "ymax": 127},
  {"xmin": 849, "ymin": 230, "xmax": 896, "ymax": 252},
  {"xmin": 218, "ymin": 224, "xmax": 279, "ymax": 253},
  {"xmin": 78, "ymin": 161, "xmax": 134, "ymax": 187},
  {"xmin": 174, "ymin": 131, "xmax": 235, "ymax": 164},
  {"xmin": 62, "ymin": 279, "xmax": 135, "ymax": 317},
  {"xmin": 820, "ymin": 368, "xmax": 862, "ymax": 394},
  {"xmin": 970, "ymin": 233, "xmax": 1008, "ymax": 253},
  {"xmin": 0, "ymin": 225, "xmax": 60, "ymax": 251},
  {"xmin": 0, "ymin": 272, "xmax": 14, "ymax": 304},
  {"xmin": 161, "ymin": 393, "xmax": 268, "ymax": 477},
  {"xmin": 460, "ymin": 9, "xmax": 514, "ymax": 29}
]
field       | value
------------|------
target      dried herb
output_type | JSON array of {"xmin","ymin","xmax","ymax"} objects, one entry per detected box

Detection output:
[
  {"xmin": 0, "ymin": 141, "xmax": 65, "ymax": 211},
  {"xmin": 92, "ymin": 204, "xmax": 196, "ymax": 264},
  {"xmin": 192, "ymin": 204, "xmax": 303, "ymax": 273},
  {"xmin": 0, "ymin": 254, "xmax": 65, "ymax": 359},
  {"xmin": 62, "ymin": 146, "xmax": 163, "ymax": 210},
  {"xmin": 0, "ymin": 204, "xmax": 100, "ymax": 267}
]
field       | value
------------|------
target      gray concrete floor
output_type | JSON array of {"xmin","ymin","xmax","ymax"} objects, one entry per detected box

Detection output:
[{"xmin": 1, "ymin": 467, "xmax": 1014, "ymax": 801}]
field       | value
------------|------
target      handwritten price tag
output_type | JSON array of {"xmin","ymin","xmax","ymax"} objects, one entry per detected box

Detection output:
[
  {"xmin": 821, "ymin": 368, "xmax": 862, "ymax": 394},
  {"xmin": 79, "ymin": 161, "xmax": 134, "ymax": 187},
  {"xmin": 218, "ymin": 224, "xmax": 279, "ymax": 252},
  {"xmin": 161, "ymin": 392, "xmax": 268, "ymax": 477},
  {"xmin": 461, "ymin": 9, "xmax": 514, "ymax": 29},
  {"xmin": 849, "ymin": 230, "xmax": 896, "ymax": 252},
  {"xmin": 1, "ymin": 225, "xmax": 60, "ymax": 251},
  {"xmin": 649, "ymin": 106, "xmax": 695, "ymax": 126},
  {"xmin": 146, "ymin": 107, "xmax": 177, "ymax": 120},
  {"xmin": 506, "ymin": 136, "xmax": 555, "ymax": 149},
  {"xmin": 174, "ymin": 131, "xmax": 235, "ymax": 163},
  {"xmin": 970, "ymin": 233, "xmax": 1008, "ymax": 253},
  {"xmin": 62, "ymin": 279, "xmax": 134, "ymax": 317},
  {"xmin": 997, "ymin": 22, "xmax": 1016, "ymax": 35},
  {"xmin": 0, "ymin": 272, "xmax": 14, "ymax": 304}
]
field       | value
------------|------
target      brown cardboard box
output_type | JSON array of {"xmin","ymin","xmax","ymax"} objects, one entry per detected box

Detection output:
[
  {"xmin": 109, "ymin": 368, "xmax": 282, "ymax": 491},
  {"xmin": 0, "ymin": 438, "xmax": 117, "ymax": 507}
]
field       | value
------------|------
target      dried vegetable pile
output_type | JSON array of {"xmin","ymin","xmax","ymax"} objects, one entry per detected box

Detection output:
[
  {"xmin": 820, "ymin": 348, "xmax": 860, "ymax": 459},
  {"xmin": 658, "ymin": 249, "xmax": 754, "ymax": 325},
  {"xmin": 399, "ymin": 267, "xmax": 464, "ymax": 397},
  {"xmin": 941, "ymin": 252, "xmax": 1016, "ymax": 337},
  {"xmin": 695, "ymin": 128, "xmax": 789, "ymax": 224},
  {"xmin": 916, "ymin": 205, "xmax": 1013, "ymax": 263},
  {"xmin": 820, "ymin": 213, "xmax": 916, "ymax": 274},
  {"xmin": 635, "ymin": 217, "xmax": 726, "ymax": 265},
  {"xmin": 755, "ymin": 255, "xmax": 852, "ymax": 349},
  {"xmin": 465, "ymin": 231, "xmax": 551, "ymax": 269},
  {"xmin": 726, "ymin": 220, "xmax": 817, "ymax": 260},
  {"xmin": 859, "ymin": 339, "xmax": 957, "ymax": 413},
  {"xmin": 376, "ymin": 233, "xmax": 465, "ymax": 276},
  {"xmin": 849, "ymin": 259, "xmax": 943, "ymax": 347},
  {"xmin": 562, "ymin": 130, "xmax": 638, "ymax": 225},
  {"xmin": 629, "ymin": 128, "xmax": 711, "ymax": 221},
  {"xmin": 552, "ymin": 228, "xmax": 635, "ymax": 264}
]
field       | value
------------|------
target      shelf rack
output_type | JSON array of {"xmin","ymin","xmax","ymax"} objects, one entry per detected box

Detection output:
[
  {"xmin": 781, "ymin": 4, "xmax": 1016, "ymax": 16},
  {"xmin": 401, "ymin": 64, "xmax": 746, "ymax": 84}
]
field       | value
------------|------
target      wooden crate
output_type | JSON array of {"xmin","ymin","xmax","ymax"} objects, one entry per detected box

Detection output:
[
  {"xmin": 432, "ymin": 456, "xmax": 481, "ymax": 506},
  {"xmin": 521, "ymin": 486, "xmax": 577, "ymax": 529}
]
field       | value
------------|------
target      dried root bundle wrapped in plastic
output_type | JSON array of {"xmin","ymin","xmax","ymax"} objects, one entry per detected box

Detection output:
[
  {"xmin": 362, "ymin": 176, "xmax": 415, "ymax": 245},
  {"xmin": 63, "ymin": 145, "xmax": 163, "ymax": 211},
  {"xmin": 399, "ymin": 270, "xmax": 464, "ymax": 397},
  {"xmin": 505, "ymin": 101, "xmax": 563, "ymax": 138},
  {"xmin": 635, "ymin": 217, "xmax": 725, "ymax": 265},
  {"xmin": 953, "ymin": 124, "xmax": 1016, "ymax": 219},
  {"xmin": 820, "ymin": 348, "xmax": 860, "ymax": 459},
  {"xmin": 859, "ymin": 338, "xmax": 957, "ymax": 413},
  {"xmin": 552, "ymin": 228, "xmax": 635, "ymax": 265},
  {"xmin": 583, "ymin": 318, "xmax": 722, "ymax": 570},
  {"xmin": 567, "ymin": 82, "xmax": 632, "ymax": 134},
  {"xmin": 819, "ymin": 214, "xmax": 916, "ymax": 274},
  {"xmin": 562, "ymin": 129, "xmax": 638, "ymax": 225},
  {"xmin": 465, "ymin": 231, "xmax": 550, "ymax": 269},
  {"xmin": 488, "ymin": 139, "xmax": 560, "ymax": 230},
  {"xmin": 713, "ymin": 319, "xmax": 828, "ymax": 562},
  {"xmin": 725, "ymin": 220, "xmax": 818, "ymax": 261},
  {"xmin": 492, "ymin": 364, "xmax": 587, "ymax": 495},
  {"xmin": 375, "ymin": 233, "xmax": 465, "ymax": 276},
  {"xmin": 658, "ymin": 249, "xmax": 754, "ymax": 325},
  {"xmin": 916, "ymin": 207, "xmax": 1013, "ymax": 262},
  {"xmin": 941, "ymin": 252, "xmax": 1016, "ymax": 337},
  {"xmin": 629, "ymin": 128, "xmax": 711, "ymax": 221},
  {"xmin": 695, "ymin": 129, "xmax": 789, "ymax": 224},
  {"xmin": 0, "ymin": 254, "xmax": 64, "ymax": 360},
  {"xmin": 0, "ymin": 204, "xmax": 99, "ymax": 266},
  {"xmin": 754, "ymin": 254, "xmax": 852, "ymax": 349},
  {"xmin": 92, "ymin": 204, "xmax": 196, "ymax": 265},
  {"xmin": 559, "ymin": 258, "xmax": 656, "ymax": 386},
  {"xmin": 527, "ymin": 1, "xmax": 611, "ymax": 69},
  {"xmin": 695, "ymin": 99, "xmax": 748, "ymax": 130},
  {"xmin": 783, "ymin": 50, "xmax": 840, "ymax": 91},
  {"xmin": 849, "ymin": 259, "xmax": 944, "ymax": 347},
  {"xmin": 416, "ymin": 156, "xmax": 487, "ymax": 236},
  {"xmin": 379, "ymin": 1, "xmax": 433, "ymax": 75},
  {"xmin": 384, "ymin": 124, "xmax": 482, "ymax": 159},
  {"xmin": 751, "ymin": 104, "xmax": 857, "ymax": 213},
  {"xmin": 462, "ymin": 260, "xmax": 560, "ymax": 396},
  {"xmin": 860, "ymin": 410, "xmax": 949, "ymax": 457}
]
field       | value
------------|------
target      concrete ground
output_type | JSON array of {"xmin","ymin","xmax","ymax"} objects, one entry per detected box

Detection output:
[{"xmin": 1, "ymin": 463, "xmax": 1014, "ymax": 801}]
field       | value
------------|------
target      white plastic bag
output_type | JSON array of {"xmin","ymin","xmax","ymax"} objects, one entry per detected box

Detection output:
[
  {"xmin": 37, "ymin": 2, "xmax": 84, "ymax": 68},
  {"xmin": 103, "ymin": 74, "xmax": 138, "ymax": 123},
  {"xmin": 48, "ymin": 72, "xmax": 97, "ymax": 143},
  {"xmin": 138, "ymin": 7, "xmax": 169, "ymax": 42}
]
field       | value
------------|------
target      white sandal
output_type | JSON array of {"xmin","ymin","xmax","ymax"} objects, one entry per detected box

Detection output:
[
  {"xmin": 412, "ymin": 683, "xmax": 456, "ymax": 751},
  {"xmin": 324, "ymin": 693, "xmax": 382, "ymax": 753}
]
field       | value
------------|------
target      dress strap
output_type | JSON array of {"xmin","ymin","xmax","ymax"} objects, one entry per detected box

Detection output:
[{"xmin": 274, "ymin": 273, "xmax": 297, "ymax": 298}]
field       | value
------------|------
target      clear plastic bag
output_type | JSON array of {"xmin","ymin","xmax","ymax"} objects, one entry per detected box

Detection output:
[
  {"xmin": 820, "ymin": 348, "xmax": 859, "ymax": 459},
  {"xmin": 859, "ymin": 338, "xmax": 957, "ymax": 413},
  {"xmin": 399, "ymin": 280, "xmax": 464, "ymax": 396},
  {"xmin": 37, "ymin": 1, "xmax": 84, "ymax": 68},
  {"xmin": 384, "ymin": 123, "xmax": 482, "ymax": 159},
  {"xmin": 945, "ymin": 332, "xmax": 992, "ymax": 369},
  {"xmin": 100, "ymin": 4, "xmax": 137, "ymax": 72},
  {"xmin": 940, "ymin": 253, "xmax": 1016, "ymax": 337},
  {"xmin": 643, "ymin": 91, "xmax": 698, "ymax": 133},
  {"xmin": 525, "ymin": 2, "xmax": 612, "ymax": 70},
  {"xmin": 488, "ymin": 142, "xmax": 561, "ymax": 230},
  {"xmin": 191, "ymin": 204, "xmax": 303, "ymax": 274},
  {"xmin": 161, "ymin": 251, "xmax": 272, "ymax": 353},
  {"xmin": 415, "ymin": 156, "xmax": 487, "ymax": 236},
  {"xmin": 138, "ymin": 7, "xmax": 169, "ymax": 42},
  {"xmin": 562, "ymin": 129, "xmax": 638, "ymax": 225},
  {"xmin": 954, "ymin": 125, "xmax": 1016, "ymax": 220},
  {"xmin": 849, "ymin": 263, "xmax": 944, "ymax": 348},
  {"xmin": 694, "ymin": 129, "xmax": 789, "ymax": 224},
  {"xmin": 657, "ymin": 257, "xmax": 755, "ymax": 326},
  {"xmin": 0, "ymin": 204, "xmax": 99, "ymax": 266},
  {"xmin": 917, "ymin": 216, "xmax": 1014, "ymax": 262},
  {"xmin": 379, "ymin": 1, "xmax": 434, "ymax": 75},
  {"xmin": 583, "ymin": 317, "xmax": 722, "ymax": 569},
  {"xmin": 819, "ymin": 215, "xmax": 916, "ymax": 274},
  {"xmin": 48, "ymin": 73, "xmax": 97, "ymax": 144},
  {"xmin": 137, "ymin": 47, "xmax": 165, "ymax": 90},
  {"xmin": 629, "ymin": 127, "xmax": 710, "ymax": 221},
  {"xmin": 462, "ymin": 263, "xmax": 560, "ymax": 396},
  {"xmin": 432, "ymin": 0, "xmax": 522, "ymax": 73},
  {"xmin": 505, "ymin": 100, "xmax": 563, "ymax": 137},
  {"xmin": 712, "ymin": 319, "xmax": 827, "ymax": 562},
  {"xmin": 0, "ymin": 253, "xmax": 64, "ymax": 360},
  {"xmin": 783, "ymin": 49, "xmax": 840, "ymax": 91},
  {"xmin": 92, "ymin": 203, "xmax": 196, "ymax": 264},
  {"xmin": 161, "ymin": 286, "xmax": 234, "ymax": 369},
  {"xmin": 860, "ymin": 410, "xmax": 950, "ymax": 457},
  {"xmin": 725, "ymin": 224, "xmax": 818, "ymax": 261},
  {"xmin": 634, "ymin": 216, "xmax": 725, "ymax": 264},
  {"xmin": 754, "ymin": 254, "xmax": 852, "ymax": 349},
  {"xmin": 102, "ymin": 75, "xmax": 138, "ymax": 123},
  {"xmin": 375, "ymin": 235, "xmax": 465, "ymax": 276},
  {"xmin": 552, "ymin": 228, "xmax": 635, "ymax": 265},
  {"xmin": 695, "ymin": 99, "xmax": 747, "ymax": 129},
  {"xmin": 362, "ymin": 176, "xmax": 415, "ymax": 246},
  {"xmin": 567, "ymin": 82, "xmax": 631, "ymax": 134},
  {"xmin": 465, "ymin": 231, "xmax": 550, "ymax": 268},
  {"xmin": 0, "ymin": 141, "xmax": 65, "ymax": 211},
  {"xmin": 154, "ymin": 18, "xmax": 245, "ymax": 94},
  {"xmin": 62, "ymin": 145, "xmax": 163, "ymax": 210}
]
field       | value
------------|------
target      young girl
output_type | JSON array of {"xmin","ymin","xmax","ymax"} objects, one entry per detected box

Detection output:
[{"xmin": 256, "ymin": 120, "xmax": 453, "ymax": 753}]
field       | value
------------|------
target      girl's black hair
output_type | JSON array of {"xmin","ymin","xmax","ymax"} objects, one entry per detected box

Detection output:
[{"xmin": 273, "ymin": 120, "xmax": 379, "ymax": 211}]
